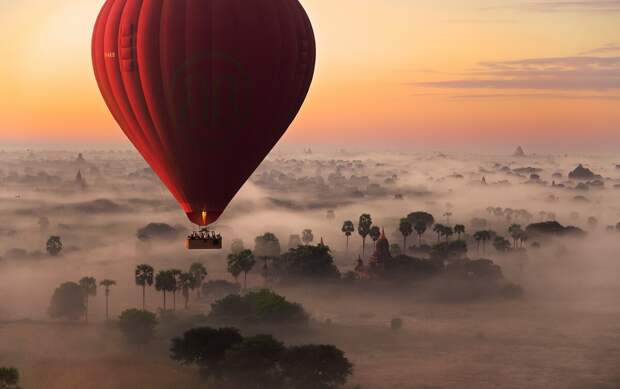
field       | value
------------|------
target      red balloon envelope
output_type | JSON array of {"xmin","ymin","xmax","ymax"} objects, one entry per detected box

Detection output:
[{"xmin": 92, "ymin": 0, "xmax": 316, "ymax": 226}]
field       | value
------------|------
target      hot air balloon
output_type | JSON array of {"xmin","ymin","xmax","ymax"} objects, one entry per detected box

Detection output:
[{"xmin": 92, "ymin": 0, "xmax": 316, "ymax": 249}]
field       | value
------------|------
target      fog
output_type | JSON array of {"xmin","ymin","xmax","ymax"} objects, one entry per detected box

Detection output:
[{"xmin": 1, "ymin": 148, "xmax": 620, "ymax": 388}]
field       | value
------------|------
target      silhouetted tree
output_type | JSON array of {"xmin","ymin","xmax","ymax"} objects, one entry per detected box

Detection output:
[
  {"xmin": 135, "ymin": 264, "xmax": 154, "ymax": 310},
  {"xmin": 282, "ymin": 344, "xmax": 353, "ymax": 389},
  {"xmin": 414, "ymin": 221, "xmax": 427, "ymax": 245},
  {"xmin": 302, "ymin": 229, "xmax": 314, "ymax": 245},
  {"xmin": 178, "ymin": 272, "xmax": 197, "ymax": 310},
  {"xmin": 48, "ymin": 282, "xmax": 85, "ymax": 321},
  {"xmin": 46, "ymin": 236, "xmax": 63, "ymax": 256},
  {"xmin": 493, "ymin": 236, "xmax": 511, "ymax": 252},
  {"xmin": 369, "ymin": 226, "xmax": 381, "ymax": 247},
  {"xmin": 79, "ymin": 277, "xmax": 97, "ymax": 323},
  {"xmin": 454, "ymin": 224, "xmax": 465, "ymax": 240},
  {"xmin": 398, "ymin": 218, "xmax": 413, "ymax": 253},
  {"xmin": 508, "ymin": 224, "xmax": 523, "ymax": 248},
  {"xmin": 341, "ymin": 221, "xmax": 355, "ymax": 251},
  {"xmin": 230, "ymin": 239, "xmax": 245, "ymax": 255},
  {"xmin": 189, "ymin": 262, "xmax": 208, "ymax": 298},
  {"xmin": 155, "ymin": 270, "xmax": 176, "ymax": 311},
  {"xmin": 254, "ymin": 232, "xmax": 281, "ymax": 269},
  {"xmin": 358, "ymin": 214, "xmax": 372, "ymax": 257},
  {"xmin": 118, "ymin": 309, "xmax": 157, "ymax": 345},
  {"xmin": 407, "ymin": 212, "xmax": 435, "ymax": 230},
  {"xmin": 100, "ymin": 279, "xmax": 116, "ymax": 321},
  {"xmin": 442, "ymin": 226, "xmax": 454, "ymax": 242},
  {"xmin": 433, "ymin": 224, "xmax": 445, "ymax": 243},
  {"xmin": 170, "ymin": 269, "xmax": 182, "ymax": 311},
  {"xmin": 0, "ymin": 367, "xmax": 19, "ymax": 389},
  {"xmin": 473, "ymin": 230, "xmax": 492, "ymax": 253},
  {"xmin": 228, "ymin": 250, "xmax": 256, "ymax": 290}
]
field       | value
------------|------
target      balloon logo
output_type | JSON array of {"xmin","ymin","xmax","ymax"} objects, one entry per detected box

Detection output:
[{"xmin": 92, "ymin": 0, "xmax": 316, "ymax": 226}]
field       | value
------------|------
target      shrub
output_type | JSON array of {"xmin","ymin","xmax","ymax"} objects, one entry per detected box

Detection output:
[{"xmin": 118, "ymin": 309, "xmax": 158, "ymax": 344}]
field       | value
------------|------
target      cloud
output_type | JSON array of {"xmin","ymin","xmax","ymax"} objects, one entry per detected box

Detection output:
[
  {"xmin": 483, "ymin": 1, "xmax": 620, "ymax": 12},
  {"xmin": 412, "ymin": 55, "xmax": 620, "ymax": 92},
  {"xmin": 580, "ymin": 45, "xmax": 620, "ymax": 55}
]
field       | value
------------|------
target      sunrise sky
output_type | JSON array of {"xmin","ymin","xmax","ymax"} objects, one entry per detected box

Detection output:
[{"xmin": 0, "ymin": 0, "xmax": 619, "ymax": 151}]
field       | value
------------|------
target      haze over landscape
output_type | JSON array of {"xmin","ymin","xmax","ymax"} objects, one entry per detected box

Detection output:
[{"xmin": 1, "ymin": 1, "xmax": 620, "ymax": 389}]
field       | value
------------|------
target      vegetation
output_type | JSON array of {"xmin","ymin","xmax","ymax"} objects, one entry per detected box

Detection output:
[
  {"xmin": 227, "ymin": 249, "xmax": 256, "ymax": 290},
  {"xmin": 48, "ymin": 282, "xmax": 85, "ymax": 321},
  {"xmin": 135, "ymin": 264, "xmax": 154, "ymax": 310},
  {"xmin": 0, "ymin": 367, "xmax": 19, "ymax": 389},
  {"xmin": 118, "ymin": 309, "xmax": 158, "ymax": 345},
  {"xmin": 171, "ymin": 327, "xmax": 352, "ymax": 388},
  {"xmin": 358, "ymin": 214, "xmax": 372, "ymax": 257},
  {"xmin": 399, "ymin": 218, "xmax": 413, "ymax": 253},
  {"xmin": 178, "ymin": 272, "xmax": 197, "ymax": 309},
  {"xmin": 78, "ymin": 276, "xmax": 97, "ymax": 323},
  {"xmin": 302, "ymin": 229, "xmax": 314, "ymax": 245},
  {"xmin": 341, "ymin": 220, "xmax": 355, "ymax": 251},
  {"xmin": 100, "ymin": 279, "xmax": 116, "ymax": 321},
  {"xmin": 189, "ymin": 262, "xmax": 208, "ymax": 298},
  {"xmin": 46, "ymin": 236, "xmax": 63, "ymax": 256},
  {"xmin": 254, "ymin": 233, "xmax": 281, "ymax": 269},
  {"xmin": 155, "ymin": 270, "xmax": 176, "ymax": 311},
  {"xmin": 266, "ymin": 243, "xmax": 340, "ymax": 283},
  {"xmin": 208, "ymin": 289, "xmax": 309, "ymax": 328}
]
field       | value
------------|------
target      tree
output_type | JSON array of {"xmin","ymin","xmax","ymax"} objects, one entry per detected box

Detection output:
[
  {"xmin": 473, "ymin": 230, "xmax": 492, "ymax": 253},
  {"xmin": 178, "ymin": 272, "xmax": 197, "ymax": 309},
  {"xmin": 228, "ymin": 250, "xmax": 256, "ymax": 290},
  {"xmin": 79, "ymin": 277, "xmax": 97, "ymax": 323},
  {"xmin": 302, "ymin": 229, "xmax": 314, "ymax": 245},
  {"xmin": 407, "ymin": 212, "xmax": 435, "ymax": 230},
  {"xmin": 442, "ymin": 226, "xmax": 454, "ymax": 242},
  {"xmin": 100, "ymin": 279, "xmax": 116, "ymax": 321},
  {"xmin": 267, "ymin": 244, "xmax": 341, "ymax": 283},
  {"xmin": 135, "ymin": 264, "xmax": 154, "ymax": 310},
  {"xmin": 155, "ymin": 270, "xmax": 176, "ymax": 311},
  {"xmin": 398, "ymin": 218, "xmax": 413, "ymax": 253},
  {"xmin": 508, "ymin": 224, "xmax": 523, "ymax": 248},
  {"xmin": 170, "ymin": 327, "xmax": 244, "ymax": 380},
  {"xmin": 341, "ymin": 221, "xmax": 355, "ymax": 251},
  {"xmin": 414, "ymin": 221, "xmax": 427, "ymax": 245},
  {"xmin": 282, "ymin": 345, "xmax": 353, "ymax": 389},
  {"xmin": 48, "ymin": 282, "xmax": 85, "ymax": 321},
  {"xmin": 170, "ymin": 269, "xmax": 182, "ymax": 311},
  {"xmin": 454, "ymin": 224, "xmax": 465, "ymax": 240},
  {"xmin": 493, "ymin": 236, "xmax": 511, "ymax": 252},
  {"xmin": 220, "ymin": 335, "xmax": 286, "ymax": 388},
  {"xmin": 189, "ymin": 262, "xmax": 208, "ymax": 298},
  {"xmin": 118, "ymin": 309, "xmax": 157, "ymax": 345},
  {"xmin": 46, "ymin": 236, "xmax": 63, "ymax": 256},
  {"xmin": 369, "ymin": 226, "xmax": 381, "ymax": 247},
  {"xmin": 227, "ymin": 258, "xmax": 243, "ymax": 284},
  {"xmin": 254, "ymin": 233, "xmax": 281, "ymax": 269},
  {"xmin": 0, "ymin": 367, "xmax": 19, "ymax": 389},
  {"xmin": 433, "ymin": 224, "xmax": 445, "ymax": 243},
  {"xmin": 230, "ymin": 239, "xmax": 245, "ymax": 255},
  {"xmin": 358, "ymin": 214, "xmax": 372, "ymax": 257}
]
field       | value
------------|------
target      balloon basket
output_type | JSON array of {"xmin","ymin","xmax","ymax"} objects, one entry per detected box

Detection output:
[{"xmin": 186, "ymin": 230, "xmax": 223, "ymax": 250}]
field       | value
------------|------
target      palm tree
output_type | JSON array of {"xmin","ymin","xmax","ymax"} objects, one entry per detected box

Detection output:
[
  {"xmin": 154, "ymin": 270, "xmax": 175, "ymax": 311},
  {"xmin": 358, "ymin": 214, "xmax": 372, "ymax": 257},
  {"xmin": 100, "ymin": 279, "xmax": 116, "ymax": 321},
  {"xmin": 414, "ymin": 221, "xmax": 427, "ymax": 245},
  {"xmin": 302, "ymin": 229, "xmax": 314, "ymax": 245},
  {"xmin": 442, "ymin": 226, "xmax": 454, "ymax": 242},
  {"xmin": 508, "ymin": 224, "xmax": 523, "ymax": 248},
  {"xmin": 78, "ymin": 277, "xmax": 97, "ymax": 323},
  {"xmin": 369, "ymin": 226, "xmax": 381, "ymax": 248},
  {"xmin": 170, "ymin": 269, "xmax": 182, "ymax": 311},
  {"xmin": 474, "ymin": 231, "xmax": 484, "ymax": 252},
  {"xmin": 227, "ymin": 250, "xmax": 256, "ymax": 290},
  {"xmin": 135, "ymin": 264, "xmax": 154, "ymax": 310},
  {"xmin": 178, "ymin": 272, "xmax": 197, "ymax": 309},
  {"xmin": 433, "ymin": 224, "xmax": 445, "ymax": 243},
  {"xmin": 341, "ymin": 221, "xmax": 355, "ymax": 251},
  {"xmin": 189, "ymin": 262, "xmax": 208, "ymax": 298},
  {"xmin": 399, "ymin": 218, "xmax": 413, "ymax": 253},
  {"xmin": 454, "ymin": 224, "xmax": 465, "ymax": 240},
  {"xmin": 480, "ymin": 230, "xmax": 492, "ymax": 253}
]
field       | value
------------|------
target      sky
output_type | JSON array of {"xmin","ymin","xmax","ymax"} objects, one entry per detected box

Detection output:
[{"xmin": 0, "ymin": 0, "xmax": 619, "ymax": 152}]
